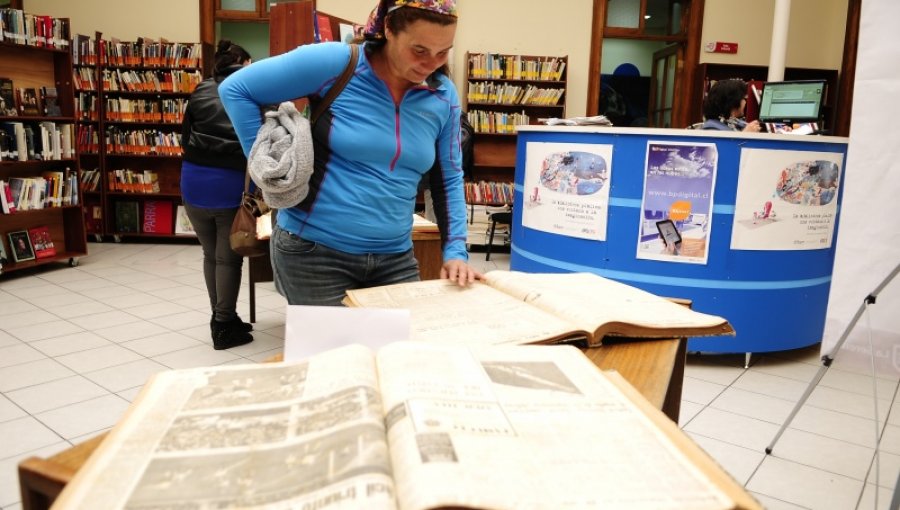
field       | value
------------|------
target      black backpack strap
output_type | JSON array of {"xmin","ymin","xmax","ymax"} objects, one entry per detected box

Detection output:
[{"xmin": 310, "ymin": 44, "xmax": 359, "ymax": 124}]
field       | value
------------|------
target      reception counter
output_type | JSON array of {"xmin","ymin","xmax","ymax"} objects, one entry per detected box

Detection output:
[{"xmin": 510, "ymin": 126, "xmax": 849, "ymax": 354}]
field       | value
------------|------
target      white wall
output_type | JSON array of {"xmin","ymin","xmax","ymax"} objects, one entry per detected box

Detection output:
[{"xmin": 700, "ymin": 0, "xmax": 847, "ymax": 69}]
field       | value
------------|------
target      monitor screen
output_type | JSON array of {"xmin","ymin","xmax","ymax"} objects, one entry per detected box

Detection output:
[{"xmin": 758, "ymin": 80, "xmax": 826, "ymax": 124}]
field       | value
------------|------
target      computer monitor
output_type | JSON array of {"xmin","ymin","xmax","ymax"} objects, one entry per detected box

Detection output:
[{"xmin": 758, "ymin": 80, "xmax": 827, "ymax": 124}]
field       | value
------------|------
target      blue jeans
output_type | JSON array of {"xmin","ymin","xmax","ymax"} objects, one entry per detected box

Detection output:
[{"xmin": 271, "ymin": 225, "xmax": 421, "ymax": 306}]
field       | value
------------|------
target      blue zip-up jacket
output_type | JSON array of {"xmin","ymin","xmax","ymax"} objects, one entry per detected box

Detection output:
[{"xmin": 219, "ymin": 42, "xmax": 468, "ymax": 262}]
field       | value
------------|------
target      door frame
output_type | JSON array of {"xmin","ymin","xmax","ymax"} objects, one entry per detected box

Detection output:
[{"xmin": 649, "ymin": 42, "xmax": 682, "ymax": 128}]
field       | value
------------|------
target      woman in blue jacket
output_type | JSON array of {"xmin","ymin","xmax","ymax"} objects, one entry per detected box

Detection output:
[{"xmin": 220, "ymin": 0, "xmax": 479, "ymax": 306}]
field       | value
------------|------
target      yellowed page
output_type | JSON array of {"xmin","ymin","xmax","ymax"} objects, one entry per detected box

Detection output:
[
  {"xmin": 376, "ymin": 342, "xmax": 739, "ymax": 510},
  {"xmin": 345, "ymin": 279, "xmax": 584, "ymax": 345},
  {"xmin": 54, "ymin": 345, "xmax": 399, "ymax": 510},
  {"xmin": 483, "ymin": 270, "xmax": 730, "ymax": 341}
]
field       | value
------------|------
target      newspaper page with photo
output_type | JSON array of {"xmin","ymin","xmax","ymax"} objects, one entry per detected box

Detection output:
[
  {"xmin": 53, "ymin": 345, "xmax": 400, "ymax": 510},
  {"xmin": 376, "ymin": 342, "xmax": 749, "ymax": 510}
]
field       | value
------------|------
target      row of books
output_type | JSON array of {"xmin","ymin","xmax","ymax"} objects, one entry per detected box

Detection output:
[
  {"xmin": 103, "ymin": 97, "xmax": 187, "ymax": 123},
  {"xmin": 76, "ymin": 124, "xmax": 100, "ymax": 153},
  {"xmin": 0, "ymin": 121, "xmax": 75, "ymax": 161},
  {"xmin": 80, "ymin": 168, "xmax": 101, "ymax": 192},
  {"xmin": 102, "ymin": 39, "xmax": 202, "ymax": 69},
  {"xmin": 465, "ymin": 180, "xmax": 515, "ymax": 205},
  {"xmin": 105, "ymin": 127, "xmax": 182, "ymax": 156},
  {"xmin": 468, "ymin": 53, "xmax": 566, "ymax": 81},
  {"xmin": 2, "ymin": 226, "xmax": 56, "ymax": 265},
  {"xmin": 467, "ymin": 81, "xmax": 565, "ymax": 106},
  {"xmin": 73, "ymin": 67, "xmax": 97, "ymax": 91},
  {"xmin": 102, "ymin": 68, "xmax": 202, "ymax": 93},
  {"xmin": 113, "ymin": 200, "xmax": 176, "ymax": 234},
  {"xmin": 0, "ymin": 79, "xmax": 62, "ymax": 117},
  {"xmin": 0, "ymin": 171, "xmax": 79, "ymax": 214},
  {"xmin": 0, "ymin": 9, "xmax": 70, "ymax": 50},
  {"xmin": 107, "ymin": 169, "xmax": 160, "ymax": 193},
  {"xmin": 75, "ymin": 93, "xmax": 98, "ymax": 121},
  {"xmin": 466, "ymin": 110, "xmax": 530, "ymax": 134},
  {"xmin": 72, "ymin": 34, "xmax": 98, "ymax": 66}
]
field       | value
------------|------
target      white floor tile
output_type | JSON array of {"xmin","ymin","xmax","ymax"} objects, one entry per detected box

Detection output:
[
  {"xmin": 867, "ymin": 451, "xmax": 900, "ymax": 489},
  {"xmin": 126, "ymin": 277, "xmax": 189, "ymax": 292},
  {"xmin": 768, "ymin": 427, "xmax": 875, "ymax": 481},
  {"xmin": 0, "ymin": 343, "xmax": 46, "ymax": 368},
  {"xmin": 77, "ymin": 284, "xmax": 141, "ymax": 300},
  {"xmin": 83, "ymin": 358, "xmax": 168, "ymax": 393},
  {"xmin": 0, "ymin": 416, "xmax": 63, "ymax": 459},
  {"xmin": 684, "ymin": 357, "xmax": 746, "ymax": 386},
  {"xmin": 709, "ymin": 386, "xmax": 796, "ymax": 425},
  {"xmin": 0, "ymin": 299, "xmax": 39, "ymax": 316},
  {"xmin": 95, "ymin": 292, "xmax": 165, "ymax": 309},
  {"xmin": 0, "ymin": 358, "xmax": 75, "ymax": 392},
  {"xmin": 67, "ymin": 310, "xmax": 143, "ymax": 330},
  {"xmin": 93, "ymin": 320, "xmax": 171, "ymax": 343},
  {"xmin": 732, "ymin": 370, "xmax": 810, "ymax": 402},
  {"xmin": 48, "ymin": 300, "xmax": 116, "ymax": 319},
  {"xmin": 677, "ymin": 400, "xmax": 704, "ymax": 427},
  {"xmin": 151, "ymin": 344, "xmax": 240, "ymax": 369},
  {"xmin": 6, "ymin": 375, "xmax": 109, "ymax": 415},
  {"xmin": 120, "ymin": 301, "xmax": 192, "ymax": 320},
  {"xmin": 1, "ymin": 283, "xmax": 61, "ymax": 299},
  {"xmin": 35, "ymin": 267, "xmax": 96, "ymax": 284},
  {"xmin": 225, "ymin": 330, "xmax": 284, "ymax": 357},
  {"xmin": 748, "ymin": 492, "xmax": 811, "ymax": 509},
  {"xmin": 747, "ymin": 456, "xmax": 863, "ymax": 510},
  {"xmin": 145, "ymin": 284, "xmax": 209, "ymax": 302},
  {"xmin": 750, "ymin": 355, "xmax": 821, "ymax": 383},
  {"xmin": 56, "ymin": 277, "xmax": 120, "ymax": 292},
  {"xmin": 147, "ymin": 310, "xmax": 212, "ymax": 331},
  {"xmin": 35, "ymin": 394, "xmax": 131, "ymax": 440},
  {"xmin": 120, "ymin": 331, "xmax": 203, "ymax": 357},
  {"xmin": 807, "ymin": 383, "xmax": 893, "ymax": 424},
  {"xmin": 22, "ymin": 291, "xmax": 87, "ymax": 309},
  {"xmin": 819, "ymin": 367, "xmax": 899, "ymax": 399},
  {"xmin": 681, "ymin": 375, "xmax": 727, "ymax": 406},
  {"xmin": 116, "ymin": 386, "xmax": 145, "ymax": 402},
  {"xmin": 0, "ymin": 393, "xmax": 26, "ymax": 422},
  {"xmin": 686, "ymin": 432, "xmax": 765, "ymax": 485},
  {"xmin": 0, "ymin": 310, "xmax": 60, "ymax": 330},
  {"xmin": 54, "ymin": 344, "xmax": 144, "ymax": 373},
  {"xmin": 4, "ymin": 319, "xmax": 85, "ymax": 343},
  {"xmin": 879, "ymin": 424, "xmax": 900, "ymax": 456},
  {"xmin": 856, "ymin": 482, "xmax": 896, "ymax": 510},
  {"xmin": 30, "ymin": 331, "xmax": 113, "ymax": 357},
  {"xmin": 683, "ymin": 406, "xmax": 780, "ymax": 451},
  {"xmin": 245, "ymin": 347, "xmax": 283, "ymax": 363},
  {"xmin": 0, "ymin": 330, "xmax": 20, "ymax": 348},
  {"xmin": 792, "ymin": 405, "xmax": 882, "ymax": 449}
]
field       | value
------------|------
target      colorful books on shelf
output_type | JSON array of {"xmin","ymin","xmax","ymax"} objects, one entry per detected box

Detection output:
[
  {"xmin": 0, "ymin": 9, "xmax": 71, "ymax": 49},
  {"xmin": 107, "ymin": 169, "xmax": 160, "ymax": 193},
  {"xmin": 114, "ymin": 201, "xmax": 140, "ymax": 233},
  {"xmin": 344, "ymin": 270, "xmax": 734, "ymax": 347},
  {"xmin": 27, "ymin": 225, "xmax": 56, "ymax": 259},
  {"xmin": 51, "ymin": 341, "xmax": 759, "ymax": 510},
  {"xmin": 465, "ymin": 180, "xmax": 515, "ymax": 204},
  {"xmin": 142, "ymin": 200, "xmax": 173, "ymax": 234}
]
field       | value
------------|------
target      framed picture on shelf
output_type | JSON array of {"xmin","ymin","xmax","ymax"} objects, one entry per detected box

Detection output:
[
  {"xmin": 7, "ymin": 230, "xmax": 35, "ymax": 262},
  {"xmin": 27, "ymin": 225, "xmax": 56, "ymax": 259},
  {"xmin": 0, "ymin": 237, "xmax": 8, "ymax": 264},
  {"xmin": 0, "ymin": 77, "xmax": 16, "ymax": 116}
]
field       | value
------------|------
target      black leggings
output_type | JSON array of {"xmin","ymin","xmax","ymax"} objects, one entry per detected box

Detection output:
[{"xmin": 184, "ymin": 203, "xmax": 244, "ymax": 322}]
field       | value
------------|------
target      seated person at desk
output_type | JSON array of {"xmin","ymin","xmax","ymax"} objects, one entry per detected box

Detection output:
[
  {"xmin": 220, "ymin": 0, "xmax": 480, "ymax": 306},
  {"xmin": 700, "ymin": 79, "xmax": 761, "ymax": 133}
]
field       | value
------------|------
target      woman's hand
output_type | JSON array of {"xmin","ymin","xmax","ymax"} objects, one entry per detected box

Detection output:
[
  {"xmin": 742, "ymin": 120, "xmax": 762, "ymax": 133},
  {"xmin": 441, "ymin": 259, "xmax": 483, "ymax": 286}
]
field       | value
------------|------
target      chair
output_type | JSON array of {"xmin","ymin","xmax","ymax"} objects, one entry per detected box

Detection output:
[{"xmin": 485, "ymin": 210, "xmax": 512, "ymax": 261}]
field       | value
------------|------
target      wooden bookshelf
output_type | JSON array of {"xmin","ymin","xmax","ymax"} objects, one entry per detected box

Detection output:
[
  {"xmin": 0, "ymin": 12, "xmax": 88, "ymax": 275},
  {"xmin": 71, "ymin": 33, "xmax": 202, "ymax": 240},
  {"xmin": 463, "ymin": 52, "xmax": 567, "ymax": 205}
]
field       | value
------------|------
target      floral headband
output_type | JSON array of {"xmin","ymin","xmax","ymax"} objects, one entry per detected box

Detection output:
[{"xmin": 363, "ymin": 0, "xmax": 458, "ymax": 40}]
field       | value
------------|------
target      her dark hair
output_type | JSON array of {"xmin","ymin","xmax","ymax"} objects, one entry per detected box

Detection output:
[
  {"xmin": 364, "ymin": 7, "xmax": 457, "ymax": 77},
  {"xmin": 214, "ymin": 40, "xmax": 251, "ymax": 77},
  {"xmin": 702, "ymin": 79, "xmax": 747, "ymax": 120}
]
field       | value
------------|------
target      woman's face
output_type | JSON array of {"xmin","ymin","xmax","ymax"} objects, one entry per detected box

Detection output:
[{"xmin": 384, "ymin": 19, "xmax": 456, "ymax": 84}]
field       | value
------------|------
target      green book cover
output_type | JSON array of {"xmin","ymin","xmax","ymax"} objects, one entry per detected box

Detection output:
[{"xmin": 115, "ymin": 201, "xmax": 140, "ymax": 233}]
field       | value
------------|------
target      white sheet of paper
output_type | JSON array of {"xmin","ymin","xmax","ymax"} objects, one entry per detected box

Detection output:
[{"xmin": 283, "ymin": 305, "xmax": 410, "ymax": 361}]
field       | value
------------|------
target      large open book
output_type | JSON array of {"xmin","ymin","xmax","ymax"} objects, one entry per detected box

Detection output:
[
  {"xmin": 344, "ymin": 270, "xmax": 734, "ymax": 347},
  {"xmin": 54, "ymin": 343, "xmax": 759, "ymax": 510}
]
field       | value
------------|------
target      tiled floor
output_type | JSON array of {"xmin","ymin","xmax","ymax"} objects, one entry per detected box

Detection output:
[{"xmin": 0, "ymin": 242, "xmax": 898, "ymax": 509}]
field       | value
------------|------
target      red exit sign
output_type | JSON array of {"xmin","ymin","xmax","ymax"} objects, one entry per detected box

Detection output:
[{"xmin": 704, "ymin": 41, "xmax": 739, "ymax": 54}]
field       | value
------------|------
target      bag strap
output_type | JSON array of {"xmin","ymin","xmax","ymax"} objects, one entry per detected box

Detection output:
[
  {"xmin": 244, "ymin": 44, "xmax": 359, "ymax": 194},
  {"xmin": 310, "ymin": 43, "xmax": 359, "ymax": 124}
]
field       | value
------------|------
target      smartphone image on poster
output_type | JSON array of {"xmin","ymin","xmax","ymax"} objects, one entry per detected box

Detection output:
[{"xmin": 656, "ymin": 219, "xmax": 682, "ymax": 247}]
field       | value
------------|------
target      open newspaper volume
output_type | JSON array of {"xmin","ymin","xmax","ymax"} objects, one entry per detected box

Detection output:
[
  {"xmin": 343, "ymin": 270, "xmax": 734, "ymax": 347},
  {"xmin": 53, "ymin": 342, "xmax": 760, "ymax": 510}
]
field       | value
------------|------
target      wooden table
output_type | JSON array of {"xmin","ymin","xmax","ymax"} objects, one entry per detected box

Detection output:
[
  {"xmin": 17, "ymin": 336, "xmax": 684, "ymax": 510},
  {"xmin": 247, "ymin": 230, "xmax": 443, "ymax": 322}
]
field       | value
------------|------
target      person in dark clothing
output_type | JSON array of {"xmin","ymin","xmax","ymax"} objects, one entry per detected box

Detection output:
[
  {"xmin": 180, "ymin": 40, "xmax": 254, "ymax": 350},
  {"xmin": 701, "ymin": 79, "xmax": 761, "ymax": 132}
]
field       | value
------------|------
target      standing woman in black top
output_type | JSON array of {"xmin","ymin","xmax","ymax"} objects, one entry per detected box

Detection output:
[{"xmin": 180, "ymin": 40, "xmax": 254, "ymax": 350}]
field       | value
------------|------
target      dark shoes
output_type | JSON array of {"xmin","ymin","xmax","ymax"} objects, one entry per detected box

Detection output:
[{"xmin": 210, "ymin": 315, "xmax": 254, "ymax": 350}]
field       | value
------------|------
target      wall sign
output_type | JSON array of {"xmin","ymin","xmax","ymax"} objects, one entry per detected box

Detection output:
[{"xmin": 704, "ymin": 41, "xmax": 738, "ymax": 54}]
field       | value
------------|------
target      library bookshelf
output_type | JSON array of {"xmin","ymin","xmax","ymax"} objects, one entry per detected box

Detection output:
[
  {"xmin": 72, "ymin": 33, "xmax": 201, "ymax": 241},
  {"xmin": 464, "ymin": 52, "xmax": 567, "ymax": 207},
  {"xmin": 0, "ymin": 12, "xmax": 87, "ymax": 275}
]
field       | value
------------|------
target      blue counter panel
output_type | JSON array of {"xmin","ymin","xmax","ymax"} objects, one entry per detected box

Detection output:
[{"xmin": 510, "ymin": 128, "xmax": 849, "ymax": 353}]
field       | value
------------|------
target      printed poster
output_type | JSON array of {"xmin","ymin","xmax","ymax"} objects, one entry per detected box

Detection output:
[
  {"xmin": 522, "ymin": 142, "xmax": 613, "ymax": 241},
  {"xmin": 731, "ymin": 149, "xmax": 843, "ymax": 250},
  {"xmin": 636, "ymin": 141, "xmax": 718, "ymax": 264}
]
